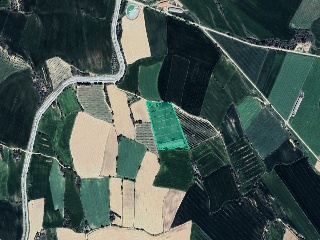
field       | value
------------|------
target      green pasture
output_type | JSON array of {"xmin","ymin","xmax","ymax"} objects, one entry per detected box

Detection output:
[
  {"xmin": 268, "ymin": 53, "xmax": 314, "ymax": 119},
  {"xmin": 117, "ymin": 137, "xmax": 146, "ymax": 179},
  {"xmin": 236, "ymin": 96, "xmax": 261, "ymax": 130},
  {"xmin": 80, "ymin": 178, "xmax": 110, "ymax": 229},
  {"xmin": 49, "ymin": 160, "xmax": 65, "ymax": 215},
  {"xmin": 290, "ymin": 0, "xmax": 320, "ymax": 29},
  {"xmin": 58, "ymin": 87, "xmax": 81, "ymax": 116}
]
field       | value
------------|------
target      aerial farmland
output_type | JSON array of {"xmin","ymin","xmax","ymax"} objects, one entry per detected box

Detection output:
[{"xmin": 2, "ymin": 0, "xmax": 320, "ymax": 239}]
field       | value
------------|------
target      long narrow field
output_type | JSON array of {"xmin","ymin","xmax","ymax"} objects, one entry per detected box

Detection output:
[
  {"xmin": 49, "ymin": 160, "xmax": 65, "ymax": 215},
  {"xmin": 28, "ymin": 198, "xmax": 44, "ymax": 240},
  {"xmin": 147, "ymin": 101, "xmax": 189, "ymax": 150},
  {"xmin": 268, "ymin": 53, "xmax": 314, "ymax": 119},
  {"xmin": 122, "ymin": 179, "xmax": 135, "ymax": 228}
]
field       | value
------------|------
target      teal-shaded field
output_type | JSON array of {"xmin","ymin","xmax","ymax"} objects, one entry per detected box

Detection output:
[
  {"xmin": 117, "ymin": 137, "xmax": 146, "ymax": 179},
  {"xmin": 262, "ymin": 171, "xmax": 320, "ymax": 240},
  {"xmin": 153, "ymin": 150, "xmax": 194, "ymax": 191},
  {"xmin": 290, "ymin": 0, "xmax": 320, "ymax": 29},
  {"xmin": 268, "ymin": 53, "xmax": 314, "ymax": 119},
  {"xmin": 80, "ymin": 178, "xmax": 110, "ymax": 229},
  {"xmin": 58, "ymin": 87, "xmax": 81, "ymax": 116},
  {"xmin": 290, "ymin": 58, "xmax": 320, "ymax": 156},
  {"xmin": 191, "ymin": 137, "xmax": 229, "ymax": 177},
  {"xmin": 246, "ymin": 109, "xmax": 288, "ymax": 158},
  {"xmin": 190, "ymin": 223, "xmax": 211, "ymax": 240},
  {"xmin": 147, "ymin": 101, "xmax": 189, "ymax": 150},
  {"xmin": 49, "ymin": 160, "xmax": 65, "ymax": 215},
  {"xmin": 138, "ymin": 61, "xmax": 163, "ymax": 101},
  {"xmin": 236, "ymin": 96, "xmax": 261, "ymax": 130}
]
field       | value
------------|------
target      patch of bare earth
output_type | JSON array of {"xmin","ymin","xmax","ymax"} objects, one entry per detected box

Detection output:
[
  {"xmin": 56, "ymin": 228, "xmax": 86, "ymax": 240},
  {"xmin": 100, "ymin": 126, "xmax": 118, "ymax": 177},
  {"xmin": 135, "ymin": 151, "xmax": 169, "ymax": 234},
  {"xmin": 122, "ymin": 179, "xmax": 135, "ymax": 228},
  {"xmin": 283, "ymin": 227, "xmax": 298, "ymax": 240},
  {"xmin": 130, "ymin": 99, "xmax": 150, "ymax": 123},
  {"xmin": 107, "ymin": 85, "xmax": 135, "ymax": 139},
  {"xmin": 87, "ymin": 221, "xmax": 192, "ymax": 240},
  {"xmin": 163, "ymin": 189, "xmax": 186, "ymax": 232},
  {"xmin": 46, "ymin": 57, "xmax": 72, "ymax": 89},
  {"xmin": 28, "ymin": 198, "xmax": 45, "ymax": 240},
  {"xmin": 109, "ymin": 177, "xmax": 123, "ymax": 226},
  {"xmin": 70, "ymin": 112, "xmax": 114, "ymax": 178},
  {"xmin": 121, "ymin": 7, "xmax": 151, "ymax": 64}
]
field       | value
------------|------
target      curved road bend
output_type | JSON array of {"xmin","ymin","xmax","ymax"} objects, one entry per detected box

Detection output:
[{"xmin": 21, "ymin": 0, "xmax": 125, "ymax": 239}]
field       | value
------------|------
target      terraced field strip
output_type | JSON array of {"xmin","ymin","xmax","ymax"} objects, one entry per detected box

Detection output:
[
  {"xmin": 268, "ymin": 53, "xmax": 314, "ymax": 119},
  {"xmin": 147, "ymin": 101, "xmax": 189, "ymax": 150}
]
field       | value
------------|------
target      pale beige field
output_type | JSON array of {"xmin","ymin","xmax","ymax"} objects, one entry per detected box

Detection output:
[
  {"xmin": 56, "ymin": 228, "xmax": 86, "ymax": 240},
  {"xmin": 122, "ymin": 179, "xmax": 135, "ymax": 228},
  {"xmin": 315, "ymin": 160, "xmax": 320, "ymax": 172},
  {"xmin": 87, "ymin": 221, "xmax": 192, "ymax": 240},
  {"xmin": 28, "ymin": 198, "xmax": 45, "ymax": 240},
  {"xmin": 70, "ymin": 112, "xmax": 114, "ymax": 178},
  {"xmin": 121, "ymin": 7, "xmax": 151, "ymax": 64},
  {"xmin": 130, "ymin": 99, "xmax": 150, "ymax": 123},
  {"xmin": 107, "ymin": 85, "xmax": 135, "ymax": 139},
  {"xmin": 135, "ymin": 151, "xmax": 169, "ymax": 234},
  {"xmin": 100, "ymin": 126, "xmax": 118, "ymax": 177},
  {"xmin": 46, "ymin": 57, "xmax": 72, "ymax": 89},
  {"xmin": 163, "ymin": 189, "xmax": 186, "ymax": 232},
  {"xmin": 109, "ymin": 177, "xmax": 123, "ymax": 226},
  {"xmin": 283, "ymin": 228, "xmax": 298, "ymax": 240}
]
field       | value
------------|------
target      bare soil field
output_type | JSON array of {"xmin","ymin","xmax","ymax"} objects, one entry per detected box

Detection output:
[
  {"xmin": 46, "ymin": 57, "xmax": 72, "ymax": 89},
  {"xmin": 135, "ymin": 152, "xmax": 169, "ymax": 234},
  {"xmin": 122, "ymin": 179, "xmax": 135, "ymax": 228},
  {"xmin": 28, "ymin": 198, "xmax": 44, "ymax": 240},
  {"xmin": 56, "ymin": 228, "xmax": 86, "ymax": 240},
  {"xmin": 283, "ymin": 227, "xmax": 298, "ymax": 240},
  {"xmin": 163, "ymin": 189, "xmax": 186, "ymax": 232},
  {"xmin": 100, "ymin": 126, "xmax": 118, "ymax": 177},
  {"xmin": 130, "ymin": 99, "xmax": 150, "ymax": 123},
  {"xmin": 70, "ymin": 112, "xmax": 113, "ymax": 178},
  {"xmin": 107, "ymin": 85, "xmax": 135, "ymax": 139},
  {"xmin": 109, "ymin": 177, "xmax": 123, "ymax": 226},
  {"xmin": 121, "ymin": 6, "xmax": 151, "ymax": 64},
  {"xmin": 87, "ymin": 221, "xmax": 192, "ymax": 240}
]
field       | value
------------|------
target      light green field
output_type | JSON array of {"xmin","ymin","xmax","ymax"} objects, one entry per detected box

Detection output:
[
  {"xmin": 290, "ymin": 58, "xmax": 320, "ymax": 155},
  {"xmin": 290, "ymin": 0, "xmax": 320, "ymax": 29},
  {"xmin": 268, "ymin": 53, "xmax": 314, "ymax": 119},
  {"xmin": 49, "ymin": 160, "xmax": 65, "ymax": 215},
  {"xmin": 58, "ymin": 87, "xmax": 81, "ymax": 116},
  {"xmin": 80, "ymin": 178, "xmax": 110, "ymax": 229},
  {"xmin": 236, "ymin": 96, "xmax": 261, "ymax": 130},
  {"xmin": 147, "ymin": 101, "xmax": 189, "ymax": 150},
  {"xmin": 262, "ymin": 171, "xmax": 320, "ymax": 240},
  {"xmin": 117, "ymin": 137, "xmax": 146, "ymax": 179},
  {"xmin": 138, "ymin": 61, "xmax": 162, "ymax": 101}
]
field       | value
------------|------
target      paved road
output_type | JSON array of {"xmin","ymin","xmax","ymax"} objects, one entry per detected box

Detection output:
[{"xmin": 20, "ymin": 0, "xmax": 125, "ymax": 239}]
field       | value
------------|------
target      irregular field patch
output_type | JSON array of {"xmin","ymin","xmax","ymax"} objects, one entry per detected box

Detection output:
[
  {"xmin": 153, "ymin": 150, "xmax": 194, "ymax": 191},
  {"xmin": 57, "ymin": 87, "xmax": 81, "ymax": 116},
  {"xmin": 236, "ymin": 96, "xmax": 261, "ymax": 130}
]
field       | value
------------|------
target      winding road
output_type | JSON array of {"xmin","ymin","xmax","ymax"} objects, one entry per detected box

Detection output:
[{"xmin": 20, "ymin": 0, "xmax": 125, "ymax": 239}]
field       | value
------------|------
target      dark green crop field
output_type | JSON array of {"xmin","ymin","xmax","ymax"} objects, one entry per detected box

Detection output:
[
  {"xmin": 0, "ymin": 201, "xmax": 22, "ymax": 240},
  {"xmin": 158, "ymin": 17, "xmax": 221, "ymax": 115},
  {"xmin": 153, "ymin": 150, "xmax": 194, "ymax": 191},
  {"xmin": 179, "ymin": 0, "xmax": 300, "ymax": 39},
  {"xmin": 204, "ymin": 165, "xmax": 240, "ymax": 212},
  {"xmin": 0, "ymin": 0, "xmax": 115, "ymax": 73},
  {"xmin": 0, "ymin": 69, "xmax": 39, "ymax": 149}
]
